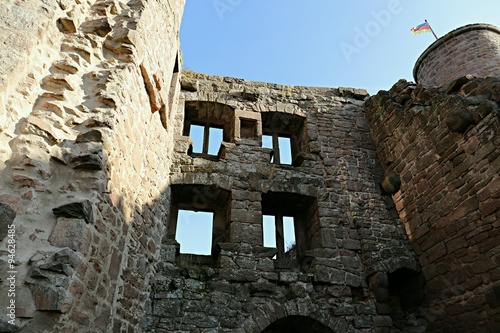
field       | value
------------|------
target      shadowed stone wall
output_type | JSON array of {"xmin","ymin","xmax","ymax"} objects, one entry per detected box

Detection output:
[
  {"xmin": 365, "ymin": 77, "xmax": 500, "ymax": 332},
  {"xmin": 0, "ymin": 0, "xmax": 184, "ymax": 331}
]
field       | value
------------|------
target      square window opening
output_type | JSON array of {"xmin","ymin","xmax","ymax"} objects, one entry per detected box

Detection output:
[
  {"xmin": 261, "ymin": 112, "xmax": 307, "ymax": 166},
  {"xmin": 176, "ymin": 210, "xmax": 214, "ymax": 255},
  {"xmin": 183, "ymin": 101, "xmax": 235, "ymax": 159}
]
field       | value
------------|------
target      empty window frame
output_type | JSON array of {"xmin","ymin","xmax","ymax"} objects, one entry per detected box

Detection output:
[
  {"xmin": 261, "ymin": 112, "xmax": 307, "ymax": 166},
  {"xmin": 168, "ymin": 184, "xmax": 231, "ymax": 257},
  {"xmin": 188, "ymin": 123, "xmax": 223, "ymax": 155},
  {"xmin": 261, "ymin": 192, "xmax": 318, "ymax": 261},
  {"xmin": 262, "ymin": 134, "xmax": 292, "ymax": 164},
  {"xmin": 183, "ymin": 101, "xmax": 235, "ymax": 158},
  {"xmin": 263, "ymin": 215, "xmax": 296, "ymax": 259}
]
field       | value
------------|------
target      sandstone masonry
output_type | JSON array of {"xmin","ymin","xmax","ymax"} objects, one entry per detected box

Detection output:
[
  {"xmin": 0, "ymin": 1, "xmax": 498, "ymax": 332},
  {"xmin": 414, "ymin": 24, "xmax": 500, "ymax": 86}
]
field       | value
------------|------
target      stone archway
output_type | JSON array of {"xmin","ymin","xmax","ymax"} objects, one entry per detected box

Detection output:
[{"xmin": 261, "ymin": 316, "xmax": 335, "ymax": 333}]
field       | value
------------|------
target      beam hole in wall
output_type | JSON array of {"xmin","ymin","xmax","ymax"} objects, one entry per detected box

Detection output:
[{"xmin": 240, "ymin": 118, "xmax": 257, "ymax": 139}]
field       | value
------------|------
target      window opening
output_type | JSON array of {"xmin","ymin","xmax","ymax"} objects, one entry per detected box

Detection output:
[
  {"xmin": 189, "ymin": 124, "xmax": 204, "ymax": 153},
  {"xmin": 263, "ymin": 215, "xmax": 276, "ymax": 248},
  {"xmin": 278, "ymin": 137, "xmax": 292, "ymax": 165},
  {"xmin": 261, "ymin": 112, "xmax": 306, "ymax": 166},
  {"xmin": 283, "ymin": 216, "xmax": 295, "ymax": 252},
  {"xmin": 262, "ymin": 134, "xmax": 274, "ymax": 163},
  {"xmin": 208, "ymin": 127, "xmax": 223, "ymax": 155},
  {"xmin": 261, "ymin": 134, "xmax": 292, "ymax": 165},
  {"xmin": 262, "ymin": 214, "xmax": 296, "ymax": 259},
  {"xmin": 176, "ymin": 210, "xmax": 213, "ymax": 255},
  {"xmin": 188, "ymin": 124, "xmax": 223, "ymax": 156},
  {"xmin": 168, "ymin": 185, "xmax": 231, "ymax": 258},
  {"xmin": 183, "ymin": 101, "xmax": 235, "ymax": 159},
  {"xmin": 261, "ymin": 192, "xmax": 319, "ymax": 262}
]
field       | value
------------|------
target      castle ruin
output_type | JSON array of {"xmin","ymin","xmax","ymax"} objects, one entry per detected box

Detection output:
[{"xmin": 0, "ymin": 1, "xmax": 498, "ymax": 332}]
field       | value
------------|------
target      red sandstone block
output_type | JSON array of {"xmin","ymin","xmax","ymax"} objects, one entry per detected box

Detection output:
[
  {"xmin": 427, "ymin": 242, "xmax": 448, "ymax": 263},
  {"xmin": 446, "ymin": 236, "xmax": 467, "ymax": 253},
  {"xmin": 480, "ymin": 198, "xmax": 500, "ymax": 217},
  {"xmin": 478, "ymin": 235, "xmax": 500, "ymax": 253},
  {"xmin": 472, "ymin": 257, "xmax": 497, "ymax": 274}
]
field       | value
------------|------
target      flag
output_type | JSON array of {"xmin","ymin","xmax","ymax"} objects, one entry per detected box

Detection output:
[{"xmin": 411, "ymin": 22, "xmax": 432, "ymax": 34}]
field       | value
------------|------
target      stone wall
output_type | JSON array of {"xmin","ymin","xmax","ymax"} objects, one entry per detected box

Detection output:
[
  {"xmin": 365, "ymin": 77, "xmax": 500, "ymax": 332},
  {"xmin": 0, "ymin": 0, "xmax": 184, "ymax": 332},
  {"xmin": 413, "ymin": 24, "xmax": 500, "ymax": 86},
  {"xmin": 149, "ymin": 72, "xmax": 423, "ymax": 332},
  {"xmin": 1, "ymin": 2, "xmax": 497, "ymax": 332}
]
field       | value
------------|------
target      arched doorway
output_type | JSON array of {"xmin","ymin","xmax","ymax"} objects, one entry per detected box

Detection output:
[{"xmin": 261, "ymin": 315, "xmax": 335, "ymax": 333}]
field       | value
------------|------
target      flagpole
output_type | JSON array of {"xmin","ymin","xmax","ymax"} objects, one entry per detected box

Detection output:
[{"xmin": 425, "ymin": 19, "xmax": 438, "ymax": 40}]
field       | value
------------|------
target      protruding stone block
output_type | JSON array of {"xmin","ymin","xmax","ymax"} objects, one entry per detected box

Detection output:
[
  {"xmin": 52, "ymin": 200, "xmax": 93, "ymax": 223},
  {"xmin": 75, "ymin": 129, "xmax": 103, "ymax": 143},
  {"xmin": 381, "ymin": 174, "xmax": 401, "ymax": 194},
  {"xmin": 445, "ymin": 108, "xmax": 475, "ymax": 133},
  {"xmin": 49, "ymin": 218, "xmax": 90, "ymax": 253},
  {"xmin": 58, "ymin": 17, "xmax": 77, "ymax": 34}
]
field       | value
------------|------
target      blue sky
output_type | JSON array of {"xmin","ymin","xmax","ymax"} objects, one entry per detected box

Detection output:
[{"xmin": 180, "ymin": 0, "xmax": 500, "ymax": 94}]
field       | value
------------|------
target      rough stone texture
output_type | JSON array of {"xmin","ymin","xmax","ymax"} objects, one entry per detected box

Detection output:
[
  {"xmin": 148, "ymin": 72, "xmax": 421, "ymax": 332},
  {"xmin": 0, "ymin": 203, "xmax": 16, "ymax": 241},
  {"xmin": 365, "ymin": 77, "xmax": 500, "ymax": 332},
  {"xmin": 0, "ymin": 2, "xmax": 498, "ymax": 331},
  {"xmin": 0, "ymin": 0, "xmax": 184, "ymax": 331},
  {"xmin": 414, "ymin": 24, "xmax": 500, "ymax": 86}
]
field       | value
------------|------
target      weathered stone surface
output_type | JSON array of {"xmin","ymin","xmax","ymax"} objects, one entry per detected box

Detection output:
[
  {"xmin": 0, "ymin": 203, "xmax": 16, "ymax": 241},
  {"xmin": 49, "ymin": 218, "xmax": 90, "ymax": 253},
  {"xmin": 0, "ymin": 1, "xmax": 497, "ymax": 331},
  {"xmin": 366, "ymin": 76, "xmax": 500, "ymax": 332},
  {"xmin": 70, "ymin": 153, "xmax": 104, "ymax": 170},
  {"xmin": 75, "ymin": 129, "xmax": 103, "ymax": 143}
]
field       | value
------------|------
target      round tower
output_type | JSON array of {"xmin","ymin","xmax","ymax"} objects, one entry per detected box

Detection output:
[{"xmin": 413, "ymin": 23, "xmax": 500, "ymax": 86}]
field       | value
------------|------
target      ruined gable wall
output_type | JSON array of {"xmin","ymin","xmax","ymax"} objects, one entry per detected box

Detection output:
[
  {"xmin": 0, "ymin": 0, "xmax": 184, "ymax": 332},
  {"xmin": 365, "ymin": 77, "xmax": 500, "ymax": 332},
  {"xmin": 150, "ymin": 72, "xmax": 422, "ymax": 332}
]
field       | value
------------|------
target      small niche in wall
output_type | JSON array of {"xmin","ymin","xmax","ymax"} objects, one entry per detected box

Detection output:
[{"xmin": 240, "ymin": 118, "xmax": 257, "ymax": 139}]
